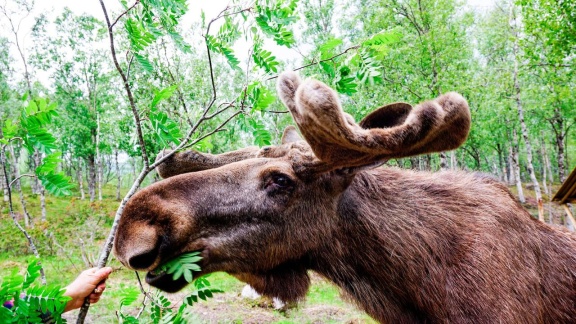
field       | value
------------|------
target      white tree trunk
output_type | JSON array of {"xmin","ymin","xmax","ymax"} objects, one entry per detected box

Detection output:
[
  {"xmin": 96, "ymin": 113, "xmax": 103, "ymax": 201},
  {"xmin": 77, "ymin": 161, "xmax": 85, "ymax": 200},
  {"xmin": 540, "ymin": 140, "xmax": 554, "ymax": 224},
  {"xmin": 115, "ymin": 148, "xmax": 121, "ymax": 201},
  {"xmin": 511, "ymin": 5, "xmax": 543, "ymax": 220},
  {"xmin": 450, "ymin": 151, "xmax": 457, "ymax": 170},
  {"xmin": 511, "ymin": 130, "xmax": 525, "ymax": 203},
  {"xmin": 88, "ymin": 156, "xmax": 96, "ymax": 202},
  {"xmin": 9, "ymin": 145, "xmax": 32, "ymax": 227}
]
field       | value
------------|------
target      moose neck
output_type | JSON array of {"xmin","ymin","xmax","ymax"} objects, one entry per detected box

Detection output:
[{"xmin": 307, "ymin": 168, "xmax": 469, "ymax": 322}]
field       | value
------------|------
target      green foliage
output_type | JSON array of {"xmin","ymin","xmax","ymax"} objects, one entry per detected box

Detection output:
[
  {"xmin": 1, "ymin": 97, "xmax": 74, "ymax": 196},
  {"xmin": 246, "ymin": 81, "xmax": 276, "ymax": 113},
  {"xmin": 252, "ymin": 46, "xmax": 280, "ymax": 74},
  {"xmin": 254, "ymin": 0, "xmax": 299, "ymax": 47},
  {"xmin": 518, "ymin": 0, "xmax": 576, "ymax": 61},
  {"xmin": 157, "ymin": 252, "xmax": 202, "ymax": 283},
  {"xmin": 0, "ymin": 259, "xmax": 70, "ymax": 323},
  {"xmin": 124, "ymin": 0, "xmax": 190, "ymax": 73},
  {"xmin": 148, "ymin": 85, "xmax": 183, "ymax": 147},
  {"xmin": 115, "ymin": 254, "xmax": 221, "ymax": 324},
  {"xmin": 205, "ymin": 35, "xmax": 241, "ymax": 71},
  {"xmin": 315, "ymin": 29, "xmax": 402, "ymax": 95}
]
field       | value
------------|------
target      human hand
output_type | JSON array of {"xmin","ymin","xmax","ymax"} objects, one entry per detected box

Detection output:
[{"xmin": 63, "ymin": 267, "xmax": 113, "ymax": 312}]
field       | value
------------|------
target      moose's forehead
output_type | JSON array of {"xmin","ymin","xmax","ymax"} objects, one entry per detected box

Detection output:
[{"xmin": 258, "ymin": 140, "xmax": 316, "ymax": 163}]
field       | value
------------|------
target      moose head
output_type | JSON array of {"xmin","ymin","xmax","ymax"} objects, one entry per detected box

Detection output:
[{"xmin": 113, "ymin": 72, "xmax": 576, "ymax": 322}]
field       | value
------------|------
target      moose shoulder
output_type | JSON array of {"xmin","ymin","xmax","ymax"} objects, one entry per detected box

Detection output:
[{"xmin": 114, "ymin": 72, "xmax": 576, "ymax": 323}]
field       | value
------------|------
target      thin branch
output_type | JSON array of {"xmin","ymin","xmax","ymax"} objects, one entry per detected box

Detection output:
[
  {"xmin": 110, "ymin": 0, "xmax": 140, "ymax": 30},
  {"xmin": 181, "ymin": 111, "xmax": 242, "ymax": 150},
  {"xmin": 126, "ymin": 53, "xmax": 134, "ymax": 82},
  {"xmin": 99, "ymin": 0, "xmax": 149, "ymax": 168},
  {"xmin": 205, "ymin": 103, "xmax": 235, "ymax": 120},
  {"xmin": 381, "ymin": 74, "xmax": 423, "ymax": 101},
  {"xmin": 161, "ymin": 40, "xmax": 194, "ymax": 127},
  {"xmin": 134, "ymin": 271, "xmax": 172, "ymax": 310},
  {"xmin": 8, "ymin": 173, "xmax": 35, "ymax": 188}
]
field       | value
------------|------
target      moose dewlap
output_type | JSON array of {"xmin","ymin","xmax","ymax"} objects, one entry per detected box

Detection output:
[{"xmin": 114, "ymin": 72, "xmax": 576, "ymax": 323}]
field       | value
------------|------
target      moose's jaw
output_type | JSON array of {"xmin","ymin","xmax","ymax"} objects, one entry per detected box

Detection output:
[{"xmin": 113, "ymin": 156, "xmax": 341, "ymax": 294}]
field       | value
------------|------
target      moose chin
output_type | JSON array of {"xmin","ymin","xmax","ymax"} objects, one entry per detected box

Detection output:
[{"xmin": 114, "ymin": 72, "xmax": 576, "ymax": 323}]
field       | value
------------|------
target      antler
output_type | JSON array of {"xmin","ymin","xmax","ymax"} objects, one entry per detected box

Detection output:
[
  {"xmin": 155, "ymin": 147, "xmax": 260, "ymax": 178},
  {"xmin": 277, "ymin": 72, "xmax": 471, "ymax": 170}
]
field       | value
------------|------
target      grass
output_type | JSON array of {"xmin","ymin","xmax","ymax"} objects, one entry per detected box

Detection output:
[{"xmin": 0, "ymin": 184, "xmax": 373, "ymax": 323}]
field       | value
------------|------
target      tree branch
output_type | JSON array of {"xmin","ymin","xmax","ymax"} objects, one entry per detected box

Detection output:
[
  {"xmin": 99, "ymin": 0, "xmax": 149, "ymax": 168},
  {"xmin": 8, "ymin": 173, "xmax": 35, "ymax": 188},
  {"xmin": 110, "ymin": 0, "xmax": 140, "ymax": 30}
]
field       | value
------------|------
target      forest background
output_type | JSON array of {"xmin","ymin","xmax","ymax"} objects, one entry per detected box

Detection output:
[{"xmin": 0, "ymin": 0, "xmax": 575, "ymax": 322}]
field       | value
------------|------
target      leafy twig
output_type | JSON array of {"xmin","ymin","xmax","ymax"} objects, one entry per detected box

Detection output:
[{"xmin": 110, "ymin": 0, "xmax": 141, "ymax": 30}]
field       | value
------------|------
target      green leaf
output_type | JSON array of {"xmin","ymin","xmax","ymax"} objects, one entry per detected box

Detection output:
[
  {"xmin": 151, "ymin": 85, "xmax": 178, "ymax": 110},
  {"xmin": 36, "ymin": 152, "xmax": 62, "ymax": 175},
  {"xmin": 157, "ymin": 252, "xmax": 202, "ymax": 283},
  {"xmin": 319, "ymin": 38, "xmax": 343, "ymax": 59},
  {"xmin": 2, "ymin": 119, "xmax": 18, "ymax": 139},
  {"xmin": 23, "ymin": 259, "xmax": 43, "ymax": 290},
  {"xmin": 247, "ymin": 82, "xmax": 276, "ymax": 112},
  {"xmin": 119, "ymin": 287, "xmax": 140, "ymax": 308},
  {"xmin": 362, "ymin": 29, "xmax": 403, "ymax": 47},
  {"xmin": 335, "ymin": 66, "xmax": 358, "ymax": 95},
  {"xmin": 38, "ymin": 172, "xmax": 74, "ymax": 196},
  {"xmin": 149, "ymin": 109, "xmax": 183, "ymax": 146},
  {"xmin": 252, "ymin": 47, "xmax": 280, "ymax": 73},
  {"xmin": 134, "ymin": 53, "xmax": 154, "ymax": 73}
]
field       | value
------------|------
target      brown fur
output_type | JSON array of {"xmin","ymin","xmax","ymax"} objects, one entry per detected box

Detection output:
[{"xmin": 114, "ymin": 73, "xmax": 576, "ymax": 323}]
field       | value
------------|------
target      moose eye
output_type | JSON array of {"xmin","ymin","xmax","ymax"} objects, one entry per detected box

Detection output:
[
  {"xmin": 272, "ymin": 174, "xmax": 291, "ymax": 187},
  {"xmin": 265, "ymin": 173, "xmax": 295, "ymax": 193}
]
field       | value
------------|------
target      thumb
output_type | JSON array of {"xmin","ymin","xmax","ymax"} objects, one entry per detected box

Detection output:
[{"xmin": 93, "ymin": 267, "xmax": 113, "ymax": 281}]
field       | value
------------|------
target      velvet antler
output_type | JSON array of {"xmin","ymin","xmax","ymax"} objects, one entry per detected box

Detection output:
[
  {"xmin": 155, "ymin": 147, "xmax": 261, "ymax": 178},
  {"xmin": 277, "ymin": 72, "xmax": 471, "ymax": 170}
]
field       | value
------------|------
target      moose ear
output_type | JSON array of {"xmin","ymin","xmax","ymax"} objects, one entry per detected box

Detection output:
[
  {"xmin": 281, "ymin": 125, "xmax": 302, "ymax": 144},
  {"xmin": 359, "ymin": 102, "xmax": 412, "ymax": 129}
]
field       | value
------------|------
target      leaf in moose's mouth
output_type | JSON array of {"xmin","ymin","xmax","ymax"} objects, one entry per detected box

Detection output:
[{"xmin": 155, "ymin": 252, "xmax": 203, "ymax": 283}]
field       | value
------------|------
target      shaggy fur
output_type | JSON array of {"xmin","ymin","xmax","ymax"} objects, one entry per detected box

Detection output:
[{"xmin": 114, "ymin": 73, "xmax": 576, "ymax": 323}]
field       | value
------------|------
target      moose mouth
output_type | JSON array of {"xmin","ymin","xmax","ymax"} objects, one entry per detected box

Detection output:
[
  {"xmin": 145, "ymin": 250, "xmax": 206, "ymax": 293},
  {"xmin": 145, "ymin": 269, "xmax": 189, "ymax": 293}
]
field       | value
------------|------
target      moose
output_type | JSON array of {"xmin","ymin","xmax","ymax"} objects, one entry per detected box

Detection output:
[{"xmin": 114, "ymin": 72, "xmax": 576, "ymax": 323}]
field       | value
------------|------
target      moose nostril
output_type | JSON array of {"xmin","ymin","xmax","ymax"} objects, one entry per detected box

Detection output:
[{"xmin": 128, "ymin": 247, "xmax": 159, "ymax": 270}]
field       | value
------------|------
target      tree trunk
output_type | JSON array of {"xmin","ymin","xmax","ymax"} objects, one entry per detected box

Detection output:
[
  {"xmin": 511, "ymin": 5, "xmax": 543, "ymax": 221},
  {"xmin": 40, "ymin": 186, "xmax": 46, "ymax": 222},
  {"xmin": 507, "ymin": 145, "xmax": 515, "ymax": 185},
  {"xmin": 450, "ymin": 151, "xmax": 457, "ymax": 170},
  {"xmin": 9, "ymin": 145, "xmax": 32, "ymax": 227},
  {"xmin": 31, "ymin": 149, "xmax": 41, "ymax": 194},
  {"xmin": 87, "ymin": 155, "xmax": 96, "ymax": 202},
  {"xmin": 1, "ymin": 156, "xmax": 7, "ymax": 202},
  {"xmin": 96, "ymin": 113, "xmax": 103, "ymax": 201},
  {"xmin": 540, "ymin": 139, "xmax": 554, "ymax": 224},
  {"xmin": 511, "ymin": 129, "xmax": 525, "ymax": 203},
  {"xmin": 439, "ymin": 152, "xmax": 448, "ymax": 170},
  {"xmin": 77, "ymin": 161, "xmax": 85, "ymax": 200},
  {"xmin": 549, "ymin": 107, "xmax": 567, "ymax": 182},
  {"xmin": 115, "ymin": 148, "xmax": 121, "ymax": 201}
]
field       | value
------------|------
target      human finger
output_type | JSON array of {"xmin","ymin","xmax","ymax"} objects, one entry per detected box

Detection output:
[{"xmin": 93, "ymin": 282, "xmax": 106, "ymax": 294}]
